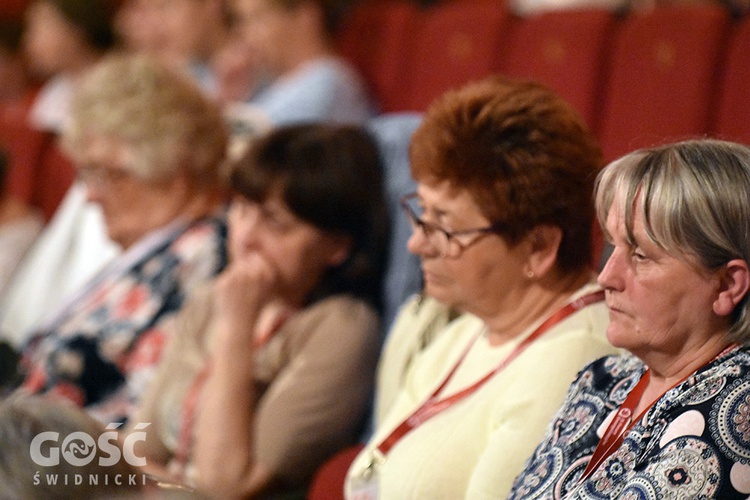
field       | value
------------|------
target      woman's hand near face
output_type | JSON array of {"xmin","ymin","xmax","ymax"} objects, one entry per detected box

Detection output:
[
  {"xmin": 196, "ymin": 253, "xmax": 279, "ymax": 496},
  {"xmin": 213, "ymin": 253, "xmax": 277, "ymax": 333}
]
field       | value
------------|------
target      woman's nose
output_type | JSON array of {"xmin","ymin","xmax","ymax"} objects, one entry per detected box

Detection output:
[
  {"xmin": 406, "ymin": 225, "xmax": 438, "ymax": 258},
  {"xmin": 597, "ymin": 246, "xmax": 624, "ymax": 291},
  {"xmin": 233, "ymin": 212, "xmax": 263, "ymax": 248}
]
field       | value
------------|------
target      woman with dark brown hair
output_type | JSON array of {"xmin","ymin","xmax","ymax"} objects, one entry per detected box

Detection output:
[{"xmin": 128, "ymin": 123, "xmax": 388, "ymax": 499}]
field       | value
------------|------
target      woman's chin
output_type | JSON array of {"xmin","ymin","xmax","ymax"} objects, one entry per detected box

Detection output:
[
  {"xmin": 605, "ymin": 324, "xmax": 632, "ymax": 349},
  {"xmin": 422, "ymin": 283, "xmax": 460, "ymax": 310}
]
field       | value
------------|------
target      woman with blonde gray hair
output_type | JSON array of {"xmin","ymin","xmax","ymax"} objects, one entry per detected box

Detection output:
[
  {"xmin": 18, "ymin": 54, "xmax": 228, "ymax": 425},
  {"xmin": 509, "ymin": 138, "xmax": 750, "ymax": 499}
]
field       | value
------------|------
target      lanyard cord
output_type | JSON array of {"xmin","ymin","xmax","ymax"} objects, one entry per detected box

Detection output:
[
  {"xmin": 577, "ymin": 369, "xmax": 650, "ymax": 483},
  {"xmin": 376, "ymin": 290, "xmax": 606, "ymax": 457},
  {"xmin": 174, "ymin": 308, "xmax": 294, "ymax": 476},
  {"xmin": 577, "ymin": 342, "xmax": 740, "ymax": 486}
]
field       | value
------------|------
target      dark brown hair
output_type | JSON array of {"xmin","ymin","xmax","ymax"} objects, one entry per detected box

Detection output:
[
  {"xmin": 230, "ymin": 123, "xmax": 388, "ymax": 308},
  {"xmin": 410, "ymin": 75, "xmax": 603, "ymax": 273}
]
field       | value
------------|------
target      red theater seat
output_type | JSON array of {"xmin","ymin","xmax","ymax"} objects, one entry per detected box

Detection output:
[
  {"xmin": 712, "ymin": 14, "xmax": 750, "ymax": 145},
  {"xmin": 337, "ymin": 1, "xmax": 419, "ymax": 113},
  {"xmin": 307, "ymin": 444, "xmax": 364, "ymax": 500},
  {"xmin": 32, "ymin": 141, "xmax": 76, "ymax": 221},
  {"xmin": 597, "ymin": 4, "xmax": 731, "ymax": 162},
  {"xmin": 400, "ymin": 0, "xmax": 511, "ymax": 111},
  {"xmin": 500, "ymin": 8, "xmax": 616, "ymax": 132}
]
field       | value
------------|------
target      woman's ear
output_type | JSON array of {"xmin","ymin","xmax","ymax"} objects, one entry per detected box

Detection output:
[
  {"xmin": 325, "ymin": 235, "xmax": 353, "ymax": 267},
  {"xmin": 524, "ymin": 225, "xmax": 563, "ymax": 279},
  {"xmin": 713, "ymin": 259, "xmax": 750, "ymax": 317}
]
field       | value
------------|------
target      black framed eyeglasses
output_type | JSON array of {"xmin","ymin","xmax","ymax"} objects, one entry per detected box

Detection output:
[{"xmin": 400, "ymin": 192, "xmax": 503, "ymax": 257}]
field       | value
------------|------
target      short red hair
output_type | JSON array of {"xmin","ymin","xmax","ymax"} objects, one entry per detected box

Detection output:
[{"xmin": 410, "ymin": 76, "xmax": 602, "ymax": 273}]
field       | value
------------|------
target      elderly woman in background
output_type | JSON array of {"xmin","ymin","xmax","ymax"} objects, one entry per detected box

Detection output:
[
  {"xmin": 19, "ymin": 54, "xmax": 228, "ymax": 424},
  {"xmin": 509, "ymin": 139, "xmax": 750, "ymax": 499},
  {"xmin": 128, "ymin": 123, "xmax": 387, "ymax": 498},
  {"xmin": 345, "ymin": 76, "xmax": 619, "ymax": 499}
]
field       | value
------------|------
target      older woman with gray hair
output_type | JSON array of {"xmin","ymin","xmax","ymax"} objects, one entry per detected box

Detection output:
[
  {"xmin": 19, "ymin": 54, "xmax": 228, "ymax": 425},
  {"xmin": 508, "ymin": 138, "xmax": 750, "ymax": 499},
  {"xmin": 0, "ymin": 394, "xmax": 147, "ymax": 498}
]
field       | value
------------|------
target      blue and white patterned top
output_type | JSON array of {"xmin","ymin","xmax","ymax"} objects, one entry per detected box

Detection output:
[
  {"xmin": 508, "ymin": 347, "xmax": 750, "ymax": 499},
  {"xmin": 20, "ymin": 215, "xmax": 227, "ymax": 424}
]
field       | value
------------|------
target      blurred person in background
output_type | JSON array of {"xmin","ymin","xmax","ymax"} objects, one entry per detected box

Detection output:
[
  {"xmin": 228, "ymin": 0, "xmax": 374, "ymax": 126},
  {"xmin": 0, "ymin": 18, "xmax": 35, "ymax": 109},
  {"xmin": 23, "ymin": 0, "xmax": 119, "ymax": 133},
  {"xmin": 114, "ymin": 0, "xmax": 229, "ymax": 95},
  {"xmin": 18, "ymin": 54, "xmax": 229, "ymax": 425},
  {"xmin": 0, "ymin": 0, "xmax": 123, "ymax": 346}
]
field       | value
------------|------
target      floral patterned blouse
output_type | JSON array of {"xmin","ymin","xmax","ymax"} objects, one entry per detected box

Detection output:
[
  {"xmin": 508, "ymin": 346, "xmax": 750, "ymax": 499},
  {"xmin": 20, "ymin": 215, "xmax": 227, "ymax": 424}
]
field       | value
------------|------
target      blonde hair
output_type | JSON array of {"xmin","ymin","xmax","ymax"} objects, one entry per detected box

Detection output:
[
  {"xmin": 595, "ymin": 139, "xmax": 750, "ymax": 343},
  {"xmin": 64, "ymin": 53, "xmax": 229, "ymax": 186}
]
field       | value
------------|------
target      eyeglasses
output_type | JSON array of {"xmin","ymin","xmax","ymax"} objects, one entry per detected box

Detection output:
[
  {"xmin": 400, "ymin": 192, "xmax": 503, "ymax": 258},
  {"xmin": 229, "ymin": 197, "xmax": 299, "ymax": 233}
]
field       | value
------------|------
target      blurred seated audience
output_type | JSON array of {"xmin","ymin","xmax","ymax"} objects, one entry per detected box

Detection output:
[
  {"xmin": 0, "ymin": 0, "xmax": 123, "ymax": 343},
  {"xmin": 212, "ymin": 28, "xmax": 261, "ymax": 106},
  {"xmin": 24, "ymin": 0, "xmax": 119, "ymax": 133},
  {"xmin": 17, "ymin": 54, "xmax": 229, "ymax": 425},
  {"xmin": 114, "ymin": 0, "xmax": 229, "ymax": 96},
  {"xmin": 127, "ymin": 123, "xmax": 387, "ymax": 498},
  {"xmin": 345, "ymin": 76, "xmax": 619, "ymax": 498},
  {"xmin": 0, "ymin": 146, "xmax": 43, "ymax": 302},
  {"xmin": 228, "ymin": 0, "xmax": 374, "ymax": 126},
  {"xmin": 113, "ymin": 0, "xmax": 164, "ymax": 59},
  {"xmin": 115, "ymin": 0, "xmax": 269, "ymax": 167},
  {"xmin": 509, "ymin": 139, "xmax": 750, "ymax": 499}
]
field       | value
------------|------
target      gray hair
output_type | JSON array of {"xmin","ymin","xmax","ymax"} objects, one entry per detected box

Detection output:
[
  {"xmin": 595, "ymin": 138, "xmax": 750, "ymax": 343},
  {"xmin": 63, "ymin": 53, "xmax": 229, "ymax": 186},
  {"xmin": 0, "ymin": 394, "xmax": 141, "ymax": 499}
]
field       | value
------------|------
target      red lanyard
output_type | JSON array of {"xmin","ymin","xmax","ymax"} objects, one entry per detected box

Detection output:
[
  {"xmin": 578, "ymin": 342, "xmax": 741, "ymax": 485},
  {"xmin": 578, "ymin": 369, "xmax": 650, "ymax": 483},
  {"xmin": 174, "ymin": 310, "xmax": 293, "ymax": 476},
  {"xmin": 376, "ymin": 290, "xmax": 605, "ymax": 456},
  {"xmin": 176, "ymin": 362, "xmax": 212, "ymax": 474}
]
